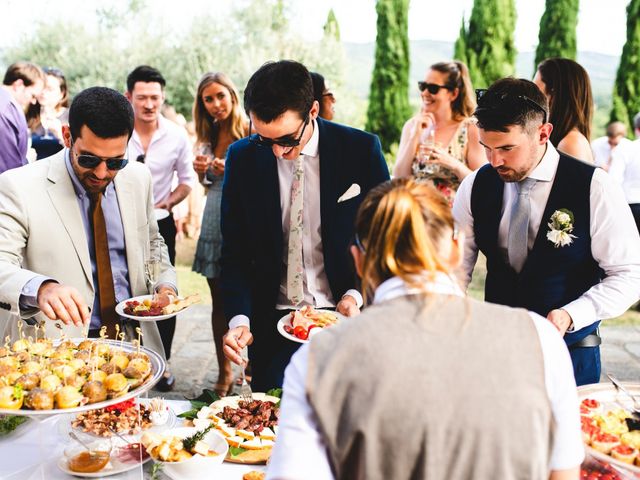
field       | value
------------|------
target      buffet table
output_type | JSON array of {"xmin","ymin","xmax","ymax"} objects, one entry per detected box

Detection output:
[{"xmin": 0, "ymin": 399, "xmax": 267, "ymax": 480}]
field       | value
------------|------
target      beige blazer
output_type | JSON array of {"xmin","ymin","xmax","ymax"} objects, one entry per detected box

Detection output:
[{"xmin": 0, "ymin": 150, "xmax": 176, "ymax": 358}]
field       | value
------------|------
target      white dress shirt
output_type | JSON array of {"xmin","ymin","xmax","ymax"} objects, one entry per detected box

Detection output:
[
  {"xmin": 266, "ymin": 273, "xmax": 584, "ymax": 479},
  {"xmin": 229, "ymin": 120, "xmax": 362, "ymax": 330},
  {"xmin": 608, "ymin": 139, "xmax": 640, "ymax": 204},
  {"xmin": 591, "ymin": 135, "xmax": 631, "ymax": 169},
  {"xmin": 126, "ymin": 115, "xmax": 196, "ymax": 205},
  {"xmin": 452, "ymin": 142, "xmax": 640, "ymax": 332}
]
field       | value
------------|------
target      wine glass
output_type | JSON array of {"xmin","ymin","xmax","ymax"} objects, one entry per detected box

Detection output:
[
  {"xmin": 145, "ymin": 239, "xmax": 163, "ymax": 290},
  {"xmin": 418, "ymin": 130, "xmax": 442, "ymax": 175}
]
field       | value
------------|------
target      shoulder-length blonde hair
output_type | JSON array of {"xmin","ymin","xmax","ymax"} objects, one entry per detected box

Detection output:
[
  {"xmin": 354, "ymin": 178, "xmax": 455, "ymax": 303},
  {"xmin": 192, "ymin": 72, "xmax": 245, "ymax": 148}
]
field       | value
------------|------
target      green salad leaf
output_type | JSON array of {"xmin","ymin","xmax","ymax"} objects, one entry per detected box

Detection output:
[
  {"xmin": 228, "ymin": 446, "xmax": 248, "ymax": 457},
  {"xmin": 265, "ymin": 388, "xmax": 283, "ymax": 398},
  {"xmin": 178, "ymin": 389, "xmax": 222, "ymax": 419},
  {"xmin": 0, "ymin": 415, "xmax": 28, "ymax": 436}
]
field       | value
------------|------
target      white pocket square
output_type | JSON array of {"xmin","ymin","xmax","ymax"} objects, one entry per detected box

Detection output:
[{"xmin": 337, "ymin": 184, "xmax": 361, "ymax": 203}]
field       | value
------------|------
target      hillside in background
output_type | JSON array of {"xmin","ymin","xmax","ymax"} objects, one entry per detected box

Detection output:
[{"xmin": 344, "ymin": 40, "xmax": 620, "ymax": 132}]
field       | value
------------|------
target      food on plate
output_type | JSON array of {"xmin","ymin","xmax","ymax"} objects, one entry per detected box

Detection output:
[
  {"xmin": 24, "ymin": 388, "xmax": 54, "ymax": 410},
  {"xmin": 243, "ymin": 472, "xmax": 266, "ymax": 480},
  {"xmin": 141, "ymin": 426, "xmax": 219, "ymax": 462},
  {"xmin": 0, "ymin": 338, "xmax": 154, "ymax": 411},
  {"xmin": 610, "ymin": 444, "xmax": 638, "ymax": 464},
  {"xmin": 67, "ymin": 450, "xmax": 110, "ymax": 473},
  {"xmin": 192, "ymin": 394, "xmax": 279, "ymax": 464},
  {"xmin": 148, "ymin": 397, "xmax": 169, "ymax": 426},
  {"xmin": 0, "ymin": 386, "xmax": 23, "ymax": 409},
  {"xmin": 123, "ymin": 293, "xmax": 200, "ymax": 317},
  {"xmin": 72, "ymin": 399, "xmax": 153, "ymax": 437},
  {"xmin": 283, "ymin": 306, "xmax": 339, "ymax": 340},
  {"xmin": 115, "ymin": 442, "xmax": 150, "ymax": 463}
]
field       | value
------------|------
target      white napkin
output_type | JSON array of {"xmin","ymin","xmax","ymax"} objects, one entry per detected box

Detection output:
[{"xmin": 337, "ymin": 183, "xmax": 361, "ymax": 203}]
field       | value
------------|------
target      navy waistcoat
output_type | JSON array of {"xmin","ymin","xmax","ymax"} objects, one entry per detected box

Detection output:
[{"xmin": 470, "ymin": 153, "xmax": 603, "ymax": 346}]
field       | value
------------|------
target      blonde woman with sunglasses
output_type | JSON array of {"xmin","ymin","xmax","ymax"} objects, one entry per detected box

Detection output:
[
  {"xmin": 394, "ymin": 61, "xmax": 486, "ymax": 202},
  {"xmin": 268, "ymin": 178, "xmax": 583, "ymax": 480}
]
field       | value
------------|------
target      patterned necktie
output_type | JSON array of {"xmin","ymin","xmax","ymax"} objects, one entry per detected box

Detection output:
[
  {"xmin": 507, "ymin": 177, "xmax": 537, "ymax": 273},
  {"xmin": 286, "ymin": 155, "xmax": 305, "ymax": 305},
  {"xmin": 90, "ymin": 192, "xmax": 119, "ymax": 338}
]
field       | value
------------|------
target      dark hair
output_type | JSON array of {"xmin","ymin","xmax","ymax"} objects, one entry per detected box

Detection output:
[
  {"xmin": 430, "ymin": 60, "xmax": 475, "ymax": 119},
  {"xmin": 474, "ymin": 77, "xmax": 548, "ymax": 133},
  {"xmin": 126, "ymin": 65, "xmax": 166, "ymax": 92},
  {"xmin": 244, "ymin": 60, "xmax": 314, "ymax": 122},
  {"xmin": 3, "ymin": 61, "xmax": 45, "ymax": 87},
  {"xmin": 536, "ymin": 57, "xmax": 593, "ymax": 145},
  {"xmin": 68, "ymin": 87, "xmax": 134, "ymax": 140},
  {"xmin": 43, "ymin": 67, "xmax": 70, "ymax": 108},
  {"xmin": 310, "ymin": 72, "xmax": 326, "ymax": 105}
]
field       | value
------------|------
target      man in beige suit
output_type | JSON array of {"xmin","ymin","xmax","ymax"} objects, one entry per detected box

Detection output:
[{"xmin": 0, "ymin": 86, "xmax": 175, "ymax": 358}]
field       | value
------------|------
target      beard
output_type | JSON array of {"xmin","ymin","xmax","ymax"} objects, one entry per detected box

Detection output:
[{"xmin": 494, "ymin": 166, "xmax": 529, "ymax": 182}]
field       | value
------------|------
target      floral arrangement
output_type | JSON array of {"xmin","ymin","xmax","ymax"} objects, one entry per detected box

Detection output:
[{"xmin": 547, "ymin": 209, "xmax": 576, "ymax": 247}]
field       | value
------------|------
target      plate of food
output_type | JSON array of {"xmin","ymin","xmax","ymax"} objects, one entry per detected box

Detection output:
[
  {"xmin": 66, "ymin": 397, "xmax": 177, "ymax": 438},
  {"xmin": 57, "ymin": 433, "xmax": 151, "ymax": 477},
  {"xmin": 187, "ymin": 392, "xmax": 280, "ymax": 465},
  {"xmin": 277, "ymin": 306, "xmax": 343, "ymax": 343},
  {"xmin": 578, "ymin": 382, "xmax": 640, "ymax": 475},
  {"xmin": 116, "ymin": 293, "xmax": 200, "ymax": 321},
  {"xmin": 0, "ymin": 338, "xmax": 165, "ymax": 416}
]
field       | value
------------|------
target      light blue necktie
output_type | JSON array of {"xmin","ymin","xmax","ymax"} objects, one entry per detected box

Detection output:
[{"xmin": 508, "ymin": 177, "xmax": 537, "ymax": 272}]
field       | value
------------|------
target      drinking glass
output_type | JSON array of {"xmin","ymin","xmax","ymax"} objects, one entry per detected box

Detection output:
[
  {"xmin": 418, "ymin": 131, "xmax": 442, "ymax": 175},
  {"xmin": 145, "ymin": 239, "xmax": 163, "ymax": 289}
]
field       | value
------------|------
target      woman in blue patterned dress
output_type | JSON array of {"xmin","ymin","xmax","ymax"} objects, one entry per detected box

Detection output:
[{"xmin": 192, "ymin": 72, "xmax": 248, "ymax": 396}]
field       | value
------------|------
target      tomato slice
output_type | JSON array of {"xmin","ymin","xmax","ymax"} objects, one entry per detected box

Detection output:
[{"xmin": 293, "ymin": 326, "xmax": 308, "ymax": 340}]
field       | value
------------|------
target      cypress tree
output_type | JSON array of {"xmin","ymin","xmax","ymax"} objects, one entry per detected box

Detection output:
[
  {"xmin": 457, "ymin": 0, "xmax": 517, "ymax": 88},
  {"xmin": 534, "ymin": 0, "xmax": 579, "ymax": 67},
  {"xmin": 324, "ymin": 8, "xmax": 341, "ymax": 41},
  {"xmin": 365, "ymin": 0, "xmax": 411, "ymax": 152},
  {"xmin": 610, "ymin": 0, "xmax": 640, "ymax": 134},
  {"xmin": 453, "ymin": 16, "xmax": 468, "ymax": 64}
]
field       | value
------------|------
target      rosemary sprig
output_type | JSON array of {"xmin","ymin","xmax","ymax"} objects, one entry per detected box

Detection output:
[{"xmin": 182, "ymin": 424, "xmax": 213, "ymax": 452}]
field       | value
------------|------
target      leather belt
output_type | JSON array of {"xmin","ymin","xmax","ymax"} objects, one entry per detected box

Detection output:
[{"xmin": 569, "ymin": 333, "xmax": 602, "ymax": 349}]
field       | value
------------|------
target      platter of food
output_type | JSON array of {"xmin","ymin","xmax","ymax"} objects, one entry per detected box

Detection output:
[
  {"xmin": 57, "ymin": 433, "xmax": 151, "ymax": 477},
  {"xmin": 116, "ymin": 293, "xmax": 200, "ymax": 321},
  {"xmin": 578, "ymin": 382, "xmax": 640, "ymax": 475},
  {"xmin": 188, "ymin": 392, "xmax": 280, "ymax": 464},
  {"xmin": 0, "ymin": 337, "xmax": 165, "ymax": 416},
  {"xmin": 60, "ymin": 397, "xmax": 177, "ymax": 438},
  {"xmin": 277, "ymin": 306, "xmax": 342, "ymax": 343}
]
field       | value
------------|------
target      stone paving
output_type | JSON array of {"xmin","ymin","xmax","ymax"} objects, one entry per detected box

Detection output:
[{"xmin": 155, "ymin": 304, "xmax": 640, "ymax": 401}]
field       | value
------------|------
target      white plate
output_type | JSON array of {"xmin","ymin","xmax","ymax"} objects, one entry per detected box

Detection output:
[
  {"xmin": 0, "ymin": 339, "xmax": 165, "ymax": 417},
  {"xmin": 162, "ymin": 462, "xmax": 266, "ymax": 480},
  {"xmin": 277, "ymin": 309, "xmax": 343, "ymax": 344},
  {"xmin": 115, "ymin": 295, "xmax": 193, "ymax": 322},
  {"xmin": 154, "ymin": 208, "xmax": 170, "ymax": 221},
  {"xmin": 56, "ymin": 437, "xmax": 151, "ymax": 478},
  {"xmin": 578, "ymin": 382, "xmax": 640, "ymax": 475}
]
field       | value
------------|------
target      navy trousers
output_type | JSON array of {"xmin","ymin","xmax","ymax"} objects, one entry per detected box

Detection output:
[
  {"xmin": 569, "ymin": 345, "xmax": 601, "ymax": 386},
  {"xmin": 248, "ymin": 309, "xmax": 301, "ymax": 392}
]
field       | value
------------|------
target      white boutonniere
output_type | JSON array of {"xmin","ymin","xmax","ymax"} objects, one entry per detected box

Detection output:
[{"xmin": 546, "ymin": 209, "xmax": 577, "ymax": 247}]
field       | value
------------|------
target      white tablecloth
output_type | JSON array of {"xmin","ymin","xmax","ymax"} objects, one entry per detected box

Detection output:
[{"xmin": 0, "ymin": 399, "xmax": 266, "ymax": 479}]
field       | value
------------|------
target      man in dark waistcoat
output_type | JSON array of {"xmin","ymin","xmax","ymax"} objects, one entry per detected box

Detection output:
[{"xmin": 452, "ymin": 77, "xmax": 640, "ymax": 386}]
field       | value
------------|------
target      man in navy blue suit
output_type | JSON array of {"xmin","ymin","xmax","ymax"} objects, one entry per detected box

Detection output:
[
  {"xmin": 221, "ymin": 61, "xmax": 390, "ymax": 390},
  {"xmin": 453, "ymin": 78, "xmax": 640, "ymax": 386}
]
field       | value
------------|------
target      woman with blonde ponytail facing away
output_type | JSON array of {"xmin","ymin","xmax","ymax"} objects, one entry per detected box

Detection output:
[{"xmin": 267, "ymin": 179, "xmax": 583, "ymax": 480}]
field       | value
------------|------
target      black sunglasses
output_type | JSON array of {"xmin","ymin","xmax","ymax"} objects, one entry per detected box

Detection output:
[
  {"xmin": 417, "ymin": 81, "xmax": 451, "ymax": 95},
  {"xmin": 475, "ymin": 89, "xmax": 548, "ymax": 124},
  {"xmin": 70, "ymin": 139, "xmax": 129, "ymax": 171},
  {"xmin": 248, "ymin": 115, "xmax": 310, "ymax": 148}
]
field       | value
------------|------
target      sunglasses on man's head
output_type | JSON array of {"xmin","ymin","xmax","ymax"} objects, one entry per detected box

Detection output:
[
  {"xmin": 417, "ymin": 81, "xmax": 451, "ymax": 95},
  {"xmin": 475, "ymin": 89, "xmax": 548, "ymax": 124},
  {"xmin": 248, "ymin": 115, "xmax": 310, "ymax": 148},
  {"xmin": 70, "ymin": 139, "xmax": 129, "ymax": 170}
]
